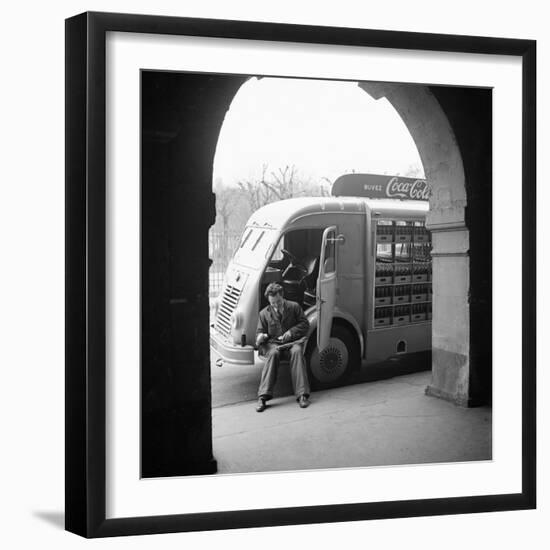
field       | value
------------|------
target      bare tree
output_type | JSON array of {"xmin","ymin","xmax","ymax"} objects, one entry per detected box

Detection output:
[
  {"xmin": 402, "ymin": 164, "xmax": 425, "ymax": 178},
  {"xmin": 213, "ymin": 179, "xmax": 237, "ymax": 233},
  {"xmin": 318, "ymin": 176, "xmax": 333, "ymax": 197},
  {"xmin": 235, "ymin": 163, "xmax": 332, "ymax": 217},
  {"xmin": 264, "ymin": 165, "xmax": 299, "ymax": 200},
  {"xmin": 236, "ymin": 164, "xmax": 273, "ymax": 212}
]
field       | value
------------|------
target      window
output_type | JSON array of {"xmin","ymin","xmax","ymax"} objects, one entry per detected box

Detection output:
[
  {"xmin": 251, "ymin": 230, "xmax": 265, "ymax": 251},
  {"xmin": 323, "ymin": 232, "xmax": 336, "ymax": 274},
  {"xmin": 270, "ymin": 235, "xmax": 285, "ymax": 263},
  {"xmin": 233, "ymin": 226, "xmax": 277, "ymax": 268},
  {"xmin": 239, "ymin": 228, "xmax": 253, "ymax": 248}
]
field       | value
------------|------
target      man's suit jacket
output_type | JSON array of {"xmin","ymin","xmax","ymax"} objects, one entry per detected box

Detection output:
[{"xmin": 256, "ymin": 299, "xmax": 309, "ymax": 342}]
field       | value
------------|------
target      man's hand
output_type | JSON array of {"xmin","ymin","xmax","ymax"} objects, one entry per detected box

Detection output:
[
  {"xmin": 255, "ymin": 333, "xmax": 268, "ymax": 346},
  {"xmin": 281, "ymin": 330, "xmax": 293, "ymax": 343}
]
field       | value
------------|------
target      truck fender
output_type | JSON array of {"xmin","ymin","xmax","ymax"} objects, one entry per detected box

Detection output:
[{"xmin": 304, "ymin": 306, "xmax": 364, "ymax": 357}]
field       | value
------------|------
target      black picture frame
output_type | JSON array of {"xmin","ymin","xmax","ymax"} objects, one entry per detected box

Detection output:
[{"xmin": 65, "ymin": 11, "xmax": 536, "ymax": 538}]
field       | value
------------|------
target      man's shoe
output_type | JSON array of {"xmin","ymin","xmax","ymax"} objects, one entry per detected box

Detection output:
[
  {"xmin": 298, "ymin": 395, "xmax": 310, "ymax": 409},
  {"xmin": 256, "ymin": 398, "xmax": 267, "ymax": 412}
]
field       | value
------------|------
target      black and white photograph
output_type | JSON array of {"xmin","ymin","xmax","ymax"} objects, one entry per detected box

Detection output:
[
  {"xmin": 3, "ymin": 2, "xmax": 544, "ymax": 547},
  {"xmin": 141, "ymin": 72, "xmax": 493, "ymax": 478}
]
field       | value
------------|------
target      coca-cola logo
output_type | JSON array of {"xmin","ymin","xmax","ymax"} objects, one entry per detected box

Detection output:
[{"xmin": 385, "ymin": 177, "xmax": 431, "ymax": 200}]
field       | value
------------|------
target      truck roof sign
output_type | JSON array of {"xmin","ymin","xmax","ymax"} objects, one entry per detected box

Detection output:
[{"xmin": 332, "ymin": 173, "xmax": 431, "ymax": 201}]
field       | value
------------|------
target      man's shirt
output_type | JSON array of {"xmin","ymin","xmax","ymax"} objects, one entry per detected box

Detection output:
[{"xmin": 256, "ymin": 299, "xmax": 309, "ymax": 341}]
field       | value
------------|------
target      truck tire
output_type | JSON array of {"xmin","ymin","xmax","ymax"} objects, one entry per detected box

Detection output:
[{"xmin": 306, "ymin": 323, "xmax": 360, "ymax": 390}]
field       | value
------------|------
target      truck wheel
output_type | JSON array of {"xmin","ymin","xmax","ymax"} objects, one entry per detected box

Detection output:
[{"xmin": 306, "ymin": 324, "xmax": 359, "ymax": 389}]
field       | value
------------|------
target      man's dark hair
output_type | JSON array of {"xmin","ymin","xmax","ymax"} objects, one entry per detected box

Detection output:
[{"xmin": 264, "ymin": 282, "xmax": 284, "ymax": 298}]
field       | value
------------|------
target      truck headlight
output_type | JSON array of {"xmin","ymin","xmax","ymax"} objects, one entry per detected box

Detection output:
[{"xmin": 231, "ymin": 310, "xmax": 243, "ymax": 329}]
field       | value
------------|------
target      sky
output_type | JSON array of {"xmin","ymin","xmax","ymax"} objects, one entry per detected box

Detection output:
[{"xmin": 213, "ymin": 77, "xmax": 425, "ymax": 188}]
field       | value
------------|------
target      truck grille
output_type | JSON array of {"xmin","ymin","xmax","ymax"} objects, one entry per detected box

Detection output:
[{"xmin": 215, "ymin": 284, "xmax": 242, "ymax": 337}]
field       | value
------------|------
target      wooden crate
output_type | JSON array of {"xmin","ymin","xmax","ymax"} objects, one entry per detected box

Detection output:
[
  {"xmin": 393, "ymin": 315, "xmax": 411, "ymax": 325},
  {"xmin": 413, "ymin": 234, "xmax": 429, "ymax": 242},
  {"xmin": 412, "ymin": 313, "xmax": 427, "ymax": 322}
]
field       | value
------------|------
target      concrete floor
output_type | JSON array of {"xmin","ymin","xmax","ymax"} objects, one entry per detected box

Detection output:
[{"xmin": 212, "ymin": 371, "xmax": 492, "ymax": 474}]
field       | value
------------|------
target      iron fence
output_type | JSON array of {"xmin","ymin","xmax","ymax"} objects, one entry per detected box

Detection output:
[{"xmin": 209, "ymin": 231, "xmax": 241, "ymax": 297}]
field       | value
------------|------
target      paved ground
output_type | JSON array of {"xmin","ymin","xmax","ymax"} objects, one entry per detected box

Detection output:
[
  {"xmin": 211, "ymin": 350, "xmax": 435, "ymax": 408},
  {"xmin": 211, "ymin": 365, "xmax": 492, "ymax": 474}
]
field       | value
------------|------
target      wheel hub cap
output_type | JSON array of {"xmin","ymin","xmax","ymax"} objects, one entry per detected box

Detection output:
[
  {"xmin": 310, "ymin": 337, "xmax": 350, "ymax": 383},
  {"xmin": 320, "ymin": 347, "xmax": 343, "ymax": 372}
]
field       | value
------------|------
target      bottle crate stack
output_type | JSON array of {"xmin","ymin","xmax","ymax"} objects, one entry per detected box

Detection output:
[{"xmin": 373, "ymin": 220, "xmax": 432, "ymax": 328}]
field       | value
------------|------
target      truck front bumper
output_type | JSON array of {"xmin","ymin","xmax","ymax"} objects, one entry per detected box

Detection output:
[{"xmin": 210, "ymin": 328, "xmax": 255, "ymax": 366}]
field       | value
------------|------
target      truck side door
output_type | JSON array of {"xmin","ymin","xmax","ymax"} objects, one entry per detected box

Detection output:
[{"xmin": 317, "ymin": 226, "xmax": 338, "ymax": 351}]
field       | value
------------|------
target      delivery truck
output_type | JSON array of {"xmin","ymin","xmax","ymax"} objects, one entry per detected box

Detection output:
[{"xmin": 210, "ymin": 173, "xmax": 432, "ymax": 388}]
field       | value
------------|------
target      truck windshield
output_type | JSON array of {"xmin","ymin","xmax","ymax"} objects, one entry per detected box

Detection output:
[{"xmin": 232, "ymin": 226, "xmax": 278, "ymax": 269}]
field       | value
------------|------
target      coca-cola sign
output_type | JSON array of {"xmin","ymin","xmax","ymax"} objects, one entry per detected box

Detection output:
[
  {"xmin": 332, "ymin": 173, "xmax": 431, "ymax": 201},
  {"xmin": 385, "ymin": 177, "xmax": 431, "ymax": 200}
]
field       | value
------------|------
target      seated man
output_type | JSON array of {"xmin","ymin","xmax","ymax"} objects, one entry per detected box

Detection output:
[{"xmin": 255, "ymin": 282, "xmax": 311, "ymax": 412}]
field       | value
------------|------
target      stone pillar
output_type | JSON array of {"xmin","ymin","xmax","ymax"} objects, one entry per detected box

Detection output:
[
  {"xmin": 426, "ymin": 225, "xmax": 471, "ymax": 405},
  {"xmin": 359, "ymin": 82, "xmax": 490, "ymax": 407},
  {"xmin": 141, "ymin": 71, "xmax": 246, "ymax": 476},
  {"xmin": 423, "ymin": 161, "xmax": 473, "ymax": 406}
]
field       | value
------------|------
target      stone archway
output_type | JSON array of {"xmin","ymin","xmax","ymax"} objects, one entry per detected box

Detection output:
[{"xmin": 141, "ymin": 72, "xmax": 491, "ymax": 477}]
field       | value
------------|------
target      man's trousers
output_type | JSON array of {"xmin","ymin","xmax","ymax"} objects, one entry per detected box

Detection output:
[{"xmin": 257, "ymin": 342, "xmax": 310, "ymax": 400}]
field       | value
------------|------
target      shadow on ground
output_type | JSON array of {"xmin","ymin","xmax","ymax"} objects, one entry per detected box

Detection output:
[{"xmin": 354, "ymin": 351, "xmax": 431, "ymax": 384}]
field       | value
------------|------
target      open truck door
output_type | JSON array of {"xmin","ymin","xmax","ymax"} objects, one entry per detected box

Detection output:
[
  {"xmin": 308, "ymin": 224, "xmax": 357, "ymax": 389},
  {"xmin": 317, "ymin": 226, "xmax": 338, "ymax": 352}
]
